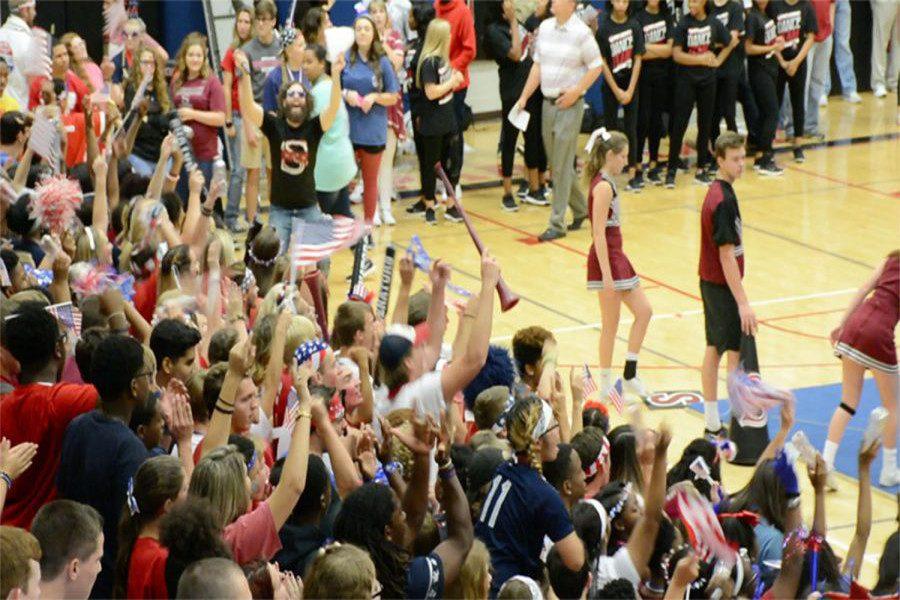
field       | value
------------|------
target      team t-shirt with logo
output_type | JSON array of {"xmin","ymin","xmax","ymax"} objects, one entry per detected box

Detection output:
[
  {"xmin": 673, "ymin": 12, "xmax": 731, "ymax": 83},
  {"xmin": 709, "ymin": 0, "xmax": 745, "ymax": 78},
  {"xmin": 241, "ymin": 36, "xmax": 282, "ymax": 101},
  {"xmin": 170, "ymin": 76, "xmax": 226, "ymax": 160},
  {"xmin": 634, "ymin": 8, "xmax": 673, "ymax": 79},
  {"xmin": 699, "ymin": 179, "xmax": 744, "ymax": 285},
  {"xmin": 770, "ymin": 0, "xmax": 818, "ymax": 61},
  {"xmin": 260, "ymin": 112, "xmax": 323, "ymax": 210},
  {"xmin": 596, "ymin": 15, "xmax": 646, "ymax": 88},
  {"xmin": 745, "ymin": 8, "xmax": 779, "ymax": 76}
]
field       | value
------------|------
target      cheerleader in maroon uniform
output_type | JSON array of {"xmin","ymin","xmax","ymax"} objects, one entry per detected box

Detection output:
[
  {"xmin": 585, "ymin": 128, "xmax": 653, "ymax": 400},
  {"xmin": 824, "ymin": 251, "xmax": 899, "ymax": 488}
]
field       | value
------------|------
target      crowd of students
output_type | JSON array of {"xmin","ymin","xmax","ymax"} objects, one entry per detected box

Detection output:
[{"xmin": 0, "ymin": 0, "xmax": 898, "ymax": 598}]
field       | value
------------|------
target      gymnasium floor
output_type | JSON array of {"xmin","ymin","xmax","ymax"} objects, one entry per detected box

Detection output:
[{"xmin": 316, "ymin": 92, "xmax": 899, "ymax": 585}]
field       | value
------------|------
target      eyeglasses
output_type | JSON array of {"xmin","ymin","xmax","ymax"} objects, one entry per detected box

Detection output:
[{"xmin": 286, "ymin": 88, "xmax": 305, "ymax": 99}]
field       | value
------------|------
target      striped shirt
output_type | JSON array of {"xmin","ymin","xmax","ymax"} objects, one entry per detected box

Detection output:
[{"xmin": 533, "ymin": 14, "xmax": 603, "ymax": 97}]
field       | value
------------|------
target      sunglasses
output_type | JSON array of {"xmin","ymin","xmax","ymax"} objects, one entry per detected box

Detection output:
[{"xmin": 286, "ymin": 88, "xmax": 305, "ymax": 99}]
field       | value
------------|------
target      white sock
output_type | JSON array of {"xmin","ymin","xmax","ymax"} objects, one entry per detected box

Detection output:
[
  {"xmin": 704, "ymin": 402, "xmax": 721, "ymax": 432},
  {"xmin": 625, "ymin": 352, "xmax": 639, "ymax": 361},
  {"xmin": 599, "ymin": 368, "xmax": 612, "ymax": 380},
  {"xmin": 823, "ymin": 440, "xmax": 839, "ymax": 470},
  {"xmin": 882, "ymin": 448, "xmax": 898, "ymax": 476}
]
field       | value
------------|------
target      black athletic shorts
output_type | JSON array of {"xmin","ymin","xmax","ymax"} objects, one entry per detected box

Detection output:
[{"xmin": 700, "ymin": 279, "xmax": 742, "ymax": 354}]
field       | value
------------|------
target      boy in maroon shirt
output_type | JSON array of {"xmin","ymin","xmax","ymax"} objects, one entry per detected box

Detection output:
[{"xmin": 698, "ymin": 131, "xmax": 758, "ymax": 439}]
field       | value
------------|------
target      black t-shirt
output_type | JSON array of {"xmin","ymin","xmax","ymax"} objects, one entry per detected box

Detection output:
[
  {"xmin": 745, "ymin": 8, "xmax": 779, "ymax": 76},
  {"xmin": 483, "ymin": 21, "xmax": 535, "ymax": 103},
  {"xmin": 770, "ymin": 0, "xmax": 817, "ymax": 62},
  {"xmin": 635, "ymin": 8, "xmax": 674, "ymax": 79},
  {"xmin": 406, "ymin": 40, "xmax": 426, "ymax": 117},
  {"xmin": 416, "ymin": 56, "xmax": 457, "ymax": 137},
  {"xmin": 261, "ymin": 111, "xmax": 324, "ymax": 210},
  {"xmin": 673, "ymin": 12, "xmax": 731, "ymax": 83},
  {"xmin": 596, "ymin": 15, "xmax": 646, "ymax": 88},
  {"xmin": 709, "ymin": 0, "xmax": 745, "ymax": 78},
  {"xmin": 124, "ymin": 84, "xmax": 168, "ymax": 163}
]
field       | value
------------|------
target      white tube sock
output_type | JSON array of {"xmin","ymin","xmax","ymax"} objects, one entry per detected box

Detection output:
[{"xmin": 823, "ymin": 440, "xmax": 839, "ymax": 469}]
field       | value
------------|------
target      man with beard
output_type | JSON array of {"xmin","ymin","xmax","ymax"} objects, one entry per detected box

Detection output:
[{"xmin": 235, "ymin": 48, "xmax": 346, "ymax": 251}]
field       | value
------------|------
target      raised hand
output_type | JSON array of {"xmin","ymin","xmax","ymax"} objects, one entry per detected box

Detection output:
[
  {"xmin": 228, "ymin": 337, "xmax": 255, "ymax": 376},
  {"xmin": 480, "ymin": 250, "xmax": 501, "ymax": 286},
  {"xmin": 0, "ymin": 438, "xmax": 38, "ymax": 481}
]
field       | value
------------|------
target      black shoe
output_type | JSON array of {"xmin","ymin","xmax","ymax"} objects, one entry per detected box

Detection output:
[
  {"xmin": 793, "ymin": 148, "xmax": 805, "ymax": 163},
  {"xmin": 406, "ymin": 199, "xmax": 426, "ymax": 214},
  {"xmin": 626, "ymin": 173, "xmax": 643, "ymax": 192},
  {"xmin": 759, "ymin": 159, "xmax": 784, "ymax": 176},
  {"xmin": 501, "ymin": 193, "xmax": 518, "ymax": 212},
  {"xmin": 567, "ymin": 216, "xmax": 586, "ymax": 231},
  {"xmin": 670, "ymin": 157, "xmax": 689, "ymax": 172},
  {"xmin": 753, "ymin": 156, "xmax": 765, "ymax": 171},
  {"xmin": 425, "ymin": 207, "xmax": 436, "ymax": 224},
  {"xmin": 665, "ymin": 171, "xmax": 676, "ymax": 189},
  {"xmin": 693, "ymin": 170, "xmax": 714, "ymax": 185},
  {"xmin": 522, "ymin": 188, "xmax": 550, "ymax": 206},
  {"xmin": 444, "ymin": 206, "xmax": 463, "ymax": 222},
  {"xmin": 646, "ymin": 166, "xmax": 663, "ymax": 186},
  {"xmin": 516, "ymin": 181, "xmax": 529, "ymax": 199},
  {"xmin": 538, "ymin": 228, "xmax": 566, "ymax": 242}
]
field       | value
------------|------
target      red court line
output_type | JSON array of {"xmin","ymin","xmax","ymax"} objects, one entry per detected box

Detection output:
[
  {"xmin": 466, "ymin": 208, "xmax": 703, "ymax": 301},
  {"xmin": 758, "ymin": 321, "xmax": 828, "ymax": 341},
  {"xmin": 760, "ymin": 308, "xmax": 844, "ymax": 323},
  {"xmin": 783, "ymin": 165, "xmax": 897, "ymax": 200},
  {"xmin": 561, "ymin": 363, "xmax": 839, "ymax": 369}
]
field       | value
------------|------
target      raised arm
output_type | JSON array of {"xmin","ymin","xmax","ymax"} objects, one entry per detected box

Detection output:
[
  {"xmin": 91, "ymin": 155, "xmax": 109, "ymax": 234},
  {"xmin": 260, "ymin": 309, "xmax": 291, "ymax": 420},
  {"xmin": 234, "ymin": 50, "xmax": 264, "ymax": 129},
  {"xmin": 321, "ymin": 53, "xmax": 346, "ymax": 132},
  {"xmin": 843, "ymin": 441, "xmax": 878, "ymax": 579},
  {"xmin": 392, "ymin": 255, "xmax": 414, "ymax": 325},
  {"xmin": 757, "ymin": 396, "xmax": 794, "ymax": 464},
  {"xmin": 432, "ymin": 439, "xmax": 474, "ymax": 588},
  {"xmin": 808, "ymin": 454, "xmax": 827, "ymax": 536},
  {"xmin": 626, "ymin": 424, "xmax": 671, "ymax": 576},
  {"xmin": 310, "ymin": 397, "xmax": 362, "ymax": 499},
  {"xmin": 201, "ymin": 338, "xmax": 252, "ymax": 459}
]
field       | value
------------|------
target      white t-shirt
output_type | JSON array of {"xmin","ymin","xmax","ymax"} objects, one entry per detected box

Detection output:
[
  {"xmin": 591, "ymin": 546, "xmax": 640, "ymax": 593},
  {"xmin": 376, "ymin": 370, "xmax": 445, "ymax": 421}
]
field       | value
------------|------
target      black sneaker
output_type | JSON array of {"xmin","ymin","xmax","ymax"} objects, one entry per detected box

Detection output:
[
  {"xmin": 444, "ymin": 206, "xmax": 463, "ymax": 222},
  {"xmin": 646, "ymin": 166, "xmax": 663, "ymax": 186},
  {"xmin": 793, "ymin": 148, "xmax": 805, "ymax": 163},
  {"xmin": 753, "ymin": 156, "xmax": 765, "ymax": 171},
  {"xmin": 672, "ymin": 157, "xmax": 689, "ymax": 172},
  {"xmin": 759, "ymin": 159, "xmax": 784, "ymax": 176},
  {"xmin": 523, "ymin": 188, "xmax": 550, "ymax": 206},
  {"xmin": 501, "ymin": 193, "xmax": 518, "ymax": 212},
  {"xmin": 694, "ymin": 170, "xmax": 714, "ymax": 185},
  {"xmin": 538, "ymin": 228, "xmax": 566, "ymax": 242},
  {"xmin": 406, "ymin": 199, "xmax": 426, "ymax": 214},
  {"xmin": 626, "ymin": 173, "xmax": 644, "ymax": 192},
  {"xmin": 516, "ymin": 181, "xmax": 529, "ymax": 199},
  {"xmin": 665, "ymin": 171, "xmax": 676, "ymax": 189},
  {"xmin": 425, "ymin": 207, "xmax": 436, "ymax": 225}
]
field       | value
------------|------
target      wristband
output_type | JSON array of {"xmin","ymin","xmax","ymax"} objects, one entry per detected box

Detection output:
[
  {"xmin": 0, "ymin": 471, "xmax": 12, "ymax": 489},
  {"xmin": 200, "ymin": 206, "xmax": 214, "ymax": 217},
  {"xmin": 166, "ymin": 173, "xmax": 179, "ymax": 183},
  {"xmin": 438, "ymin": 466, "xmax": 456, "ymax": 481},
  {"xmin": 437, "ymin": 458, "xmax": 453, "ymax": 472},
  {"xmin": 295, "ymin": 410, "xmax": 312, "ymax": 421},
  {"xmin": 217, "ymin": 396, "xmax": 235, "ymax": 407},
  {"xmin": 215, "ymin": 405, "xmax": 234, "ymax": 415}
]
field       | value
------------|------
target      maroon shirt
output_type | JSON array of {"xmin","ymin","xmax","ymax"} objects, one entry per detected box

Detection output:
[
  {"xmin": 699, "ymin": 179, "xmax": 744, "ymax": 285},
  {"xmin": 171, "ymin": 75, "xmax": 226, "ymax": 161}
]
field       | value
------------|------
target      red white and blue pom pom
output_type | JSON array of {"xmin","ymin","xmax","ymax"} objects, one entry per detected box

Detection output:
[{"xmin": 30, "ymin": 176, "xmax": 82, "ymax": 234}]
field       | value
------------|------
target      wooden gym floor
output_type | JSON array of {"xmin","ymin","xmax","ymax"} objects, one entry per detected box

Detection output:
[{"xmin": 310, "ymin": 92, "xmax": 900, "ymax": 585}]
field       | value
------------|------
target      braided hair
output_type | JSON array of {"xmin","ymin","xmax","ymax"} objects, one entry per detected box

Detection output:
[{"xmin": 507, "ymin": 396, "xmax": 544, "ymax": 473}]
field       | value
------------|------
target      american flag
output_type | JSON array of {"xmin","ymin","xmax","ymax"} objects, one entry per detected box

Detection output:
[
  {"xmin": 582, "ymin": 364, "xmax": 598, "ymax": 397},
  {"xmin": 46, "ymin": 302, "xmax": 82, "ymax": 337},
  {"xmin": 608, "ymin": 378, "xmax": 624, "ymax": 414},
  {"xmin": 290, "ymin": 216, "xmax": 366, "ymax": 267},
  {"xmin": 668, "ymin": 488, "xmax": 737, "ymax": 567}
]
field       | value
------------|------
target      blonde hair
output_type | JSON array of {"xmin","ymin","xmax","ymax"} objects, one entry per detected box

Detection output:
[
  {"xmin": 60, "ymin": 33, "xmax": 95, "ymax": 93},
  {"xmin": 250, "ymin": 312, "xmax": 316, "ymax": 383},
  {"xmin": 231, "ymin": 6, "xmax": 255, "ymax": 49},
  {"xmin": 416, "ymin": 18, "xmax": 451, "ymax": 88},
  {"xmin": 507, "ymin": 397, "xmax": 543, "ymax": 473},
  {"xmin": 173, "ymin": 33, "xmax": 211, "ymax": 91},
  {"xmin": 189, "ymin": 445, "xmax": 249, "ymax": 529},
  {"xmin": 73, "ymin": 225, "xmax": 106, "ymax": 264},
  {"xmin": 304, "ymin": 543, "xmax": 376, "ymax": 599},
  {"xmin": 127, "ymin": 45, "xmax": 172, "ymax": 113},
  {"xmin": 445, "ymin": 540, "xmax": 491, "ymax": 600},
  {"xmin": 584, "ymin": 130, "xmax": 628, "ymax": 182}
]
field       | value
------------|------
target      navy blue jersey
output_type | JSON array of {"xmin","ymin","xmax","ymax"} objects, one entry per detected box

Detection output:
[{"xmin": 475, "ymin": 462, "xmax": 574, "ymax": 595}]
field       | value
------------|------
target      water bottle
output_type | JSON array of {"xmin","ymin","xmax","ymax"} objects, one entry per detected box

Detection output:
[
  {"xmin": 167, "ymin": 111, "xmax": 197, "ymax": 172},
  {"xmin": 212, "ymin": 158, "xmax": 227, "ymax": 199}
]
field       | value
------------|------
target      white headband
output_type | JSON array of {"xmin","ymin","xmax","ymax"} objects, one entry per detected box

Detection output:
[
  {"xmin": 84, "ymin": 226, "xmax": 95, "ymax": 252},
  {"xmin": 532, "ymin": 400, "xmax": 556, "ymax": 441},
  {"xmin": 505, "ymin": 576, "xmax": 543, "ymax": 599},
  {"xmin": 585, "ymin": 127, "xmax": 612, "ymax": 153},
  {"xmin": 582, "ymin": 498, "xmax": 610, "ymax": 544}
]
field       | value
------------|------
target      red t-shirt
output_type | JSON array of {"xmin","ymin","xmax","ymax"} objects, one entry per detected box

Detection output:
[
  {"xmin": 170, "ymin": 76, "xmax": 226, "ymax": 161},
  {"xmin": 28, "ymin": 72, "xmax": 89, "ymax": 113},
  {"xmin": 220, "ymin": 47, "xmax": 241, "ymax": 113},
  {"xmin": 810, "ymin": 0, "xmax": 833, "ymax": 41},
  {"xmin": 61, "ymin": 112, "xmax": 104, "ymax": 169},
  {"xmin": 127, "ymin": 537, "xmax": 169, "ymax": 599},
  {"xmin": 699, "ymin": 180, "xmax": 744, "ymax": 285},
  {"xmin": 0, "ymin": 382, "xmax": 98, "ymax": 528},
  {"xmin": 132, "ymin": 270, "xmax": 159, "ymax": 324}
]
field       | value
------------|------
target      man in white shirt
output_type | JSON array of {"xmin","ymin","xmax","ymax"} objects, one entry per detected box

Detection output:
[
  {"xmin": 516, "ymin": 0, "xmax": 603, "ymax": 242},
  {"xmin": 0, "ymin": 0, "xmax": 38, "ymax": 107}
]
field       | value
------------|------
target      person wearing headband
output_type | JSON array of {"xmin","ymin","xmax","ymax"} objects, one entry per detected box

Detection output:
[
  {"xmin": 572, "ymin": 426, "xmax": 611, "ymax": 498},
  {"xmin": 476, "ymin": 395, "xmax": 585, "ymax": 596}
]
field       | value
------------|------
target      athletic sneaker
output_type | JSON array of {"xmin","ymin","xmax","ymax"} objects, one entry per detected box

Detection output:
[
  {"xmin": 759, "ymin": 160, "xmax": 784, "ymax": 176},
  {"xmin": 516, "ymin": 181, "xmax": 529, "ymax": 198},
  {"xmin": 874, "ymin": 84, "xmax": 887, "ymax": 98},
  {"xmin": 665, "ymin": 172, "xmax": 676, "ymax": 189},
  {"xmin": 501, "ymin": 193, "xmax": 518, "ymax": 212},
  {"xmin": 406, "ymin": 199, "xmax": 426, "ymax": 214},
  {"xmin": 793, "ymin": 148, "xmax": 805, "ymax": 163},
  {"xmin": 844, "ymin": 92, "xmax": 862, "ymax": 103},
  {"xmin": 350, "ymin": 181, "xmax": 363, "ymax": 204},
  {"xmin": 878, "ymin": 469, "xmax": 899, "ymax": 487},
  {"xmin": 753, "ymin": 156, "xmax": 765, "ymax": 171},
  {"xmin": 704, "ymin": 426, "xmax": 729, "ymax": 443},
  {"xmin": 694, "ymin": 170, "xmax": 714, "ymax": 185},
  {"xmin": 623, "ymin": 376, "xmax": 650, "ymax": 400},
  {"xmin": 819, "ymin": 94, "xmax": 828, "ymax": 107},
  {"xmin": 626, "ymin": 173, "xmax": 644, "ymax": 192},
  {"xmin": 425, "ymin": 207, "xmax": 436, "ymax": 225},
  {"xmin": 646, "ymin": 167, "xmax": 663, "ymax": 186},
  {"xmin": 444, "ymin": 206, "xmax": 463, "ymax": 222},
  {"xmin": 523, "ymin": 188, "xmax": 550, "ymax": 206}
]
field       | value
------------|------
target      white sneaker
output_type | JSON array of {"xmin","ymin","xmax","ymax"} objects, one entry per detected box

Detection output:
[
  {"xmin": 623, "ymin": 376, "xmax": 650, "ymax": 400},
  {"xmin": 878, "ymin": 468, "xmax": 899, "ymax": 487},
  {"xmin": 350, "ymin": 182, "xmax": 363, "ymax": 203},
  {"xmin": 874, "ymin": 85, "xmax": 888, "ymax": 98},
  {"xmin": 455, "ymin": 184, "xmax": 463, "ymax": 200},
  {"xmin": 819, "ymin": 94, "xmax": 828, "ymax": 107},
  {"xmin": 381, "ymin": 207, "xmax": 396, "ymax": 226},
  {"xmin": 373, "ymin": 211, "xmax": 382, "ymax": 226},
  {"xmin": 845, "ymin": 92, "xmax": 862, "ymax": 103}
]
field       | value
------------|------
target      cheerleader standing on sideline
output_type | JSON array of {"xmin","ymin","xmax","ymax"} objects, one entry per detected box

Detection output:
[
  {"xmin": 771, "ymin": 0, "xmax": 817, "ymax": 163},
  {"xmin": 596, "ymin": 0, "xmax": 645, "ymax": 192},
  {"xmin": 744, "ymin": 0, "xmax": 786, "ymax": 175},
  {"xmin": 665, "ymin": 0, "xmax": 732, "ymax": 188},
  {"xmin": 634, "ymin": 0, "xmax": 673, "ymax": 187},
  {"xmin": 708, "ymin": 0, "xmax": 744, "ymax": 168},
  {"xmin": 824, "ymin": 251, "xmax": 899, "ymax": 489},
  {"xmin": 585, "ymin": 128, "xmax": 653, "ymax": 400}
]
